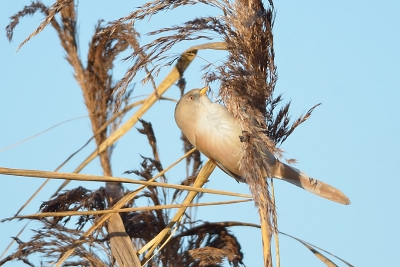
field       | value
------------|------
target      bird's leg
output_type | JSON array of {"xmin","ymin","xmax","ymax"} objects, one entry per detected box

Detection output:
[{"xmin": 239, "ymin": 130, "xmax": 251, "ymax": 142}]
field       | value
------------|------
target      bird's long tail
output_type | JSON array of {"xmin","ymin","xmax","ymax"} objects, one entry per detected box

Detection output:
[{"xmin": 273, "ymin": 161, "xmax": 351, "ymax": 205}]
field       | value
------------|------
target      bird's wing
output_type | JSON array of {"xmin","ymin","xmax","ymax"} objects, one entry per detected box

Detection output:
[
  {"xmin": 214, "ymin": 160, "xmax": 246, "ymax": 183},
  {"xmin": 193, "ymin": 102, "xmax": 245, "ymax": 176}
]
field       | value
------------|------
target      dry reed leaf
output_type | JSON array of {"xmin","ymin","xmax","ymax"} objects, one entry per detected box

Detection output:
[
  {"xmin": 303, "ymin": 246, "xmax": 338, "ymax": 267},
  {"xmin": 0, "ymin": 166, "xmax": 251, "ymax": 199},
  {"xmin": 279, "ymin": 232, "xmax": 354, "ymax": 267},
  {"xmin": 140, "ymin": 159, "xmax": 216, "ymax": 264},
  {"xmin": 0, "ymin": 116, "xmax": 87, "ymax": 153},
  {"xmin": 270, "ymin": 179, "xmax": 280, "ymax": 267},
  {"xmin": 108, "ymin": 213, "xmax": 141, "ymax": 267},
  {"xmin": 178, "ymin": 221, "xmax": 353, "ymax": 267},
  {"xmin": 6, "ymin": 199, "xmax": 251, "ymax": 221},
  {"xmin": 142, "ymin": 225, "xmax": 178, "ymax": 265},
  {"xmin": 1, "ymin": 147, "xmax": 193, "ymax": 265},
  {"xmin": 54, "ymin": 186, "xmax": 150, "ymax": 266}
]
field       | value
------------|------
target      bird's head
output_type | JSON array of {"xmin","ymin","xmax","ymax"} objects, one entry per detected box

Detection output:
[{"xmin": 174, "ymin": 86, "xmax": 211, "ymax": 141}]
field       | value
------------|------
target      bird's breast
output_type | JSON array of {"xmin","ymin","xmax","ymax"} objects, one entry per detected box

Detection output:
[{"xmin": 194, "ymin": 105, "xmax": 244, "ymax": 176}]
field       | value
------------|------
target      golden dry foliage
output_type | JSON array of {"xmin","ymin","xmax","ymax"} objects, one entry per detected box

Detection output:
[
  {"xmin": 1, "ymin": 0, "xmax": 353, "ymax": 267},
  {"xmin": 111, "ymin": 1, "xmax": 320, "ymax": 265}
]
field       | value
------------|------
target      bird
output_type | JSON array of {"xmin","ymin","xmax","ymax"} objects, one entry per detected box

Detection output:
[{"xmin": 174, "ymin": 86, "xmax": 350, "ymax": 205}]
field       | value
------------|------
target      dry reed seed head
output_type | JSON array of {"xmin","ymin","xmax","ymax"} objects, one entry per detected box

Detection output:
[
  {"xmin": 137, "ymin": 119, "xmax": 161, "ymax": 162},
  {"xmin": 0, "ymin": 219, "xmax": 113, "ymax": 267},
  {"xmin": 39, "ymin": 187, "xmax": 109, "ymax": 227},
  {"xmin": 215, "ymin": 2, "xmax": 278, "ymax": 230},
  {"xmin": 189, "ymin": 247, "xmax": 228, "ymax": 266},
  {"xmin": 123, "ymin": 211, "xmax": 162, "ymax": 241},
  {"xmin": 156, "ymin": 223, "xmax": 246, "ymax": 266},
  {"xmin": 188, "ymin": 227, "xmax": 244, "ymax": 266},
  {"xmin": 126, "ymin": 119, "xmax": 166, "ymax": 182},
  {"xmin": 6, "ymin": 1, "xmax": 49, "ymax": 41}
]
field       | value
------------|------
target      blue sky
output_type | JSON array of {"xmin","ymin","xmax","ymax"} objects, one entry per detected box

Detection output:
[{"xmin": 1, "ymin": 1, "xmax": 399, "ymax": 266}]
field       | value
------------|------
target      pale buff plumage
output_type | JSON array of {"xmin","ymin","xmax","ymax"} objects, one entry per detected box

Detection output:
[{"xmin": 174, "ymin": 87, "xmax": 350, "ymax": 205}]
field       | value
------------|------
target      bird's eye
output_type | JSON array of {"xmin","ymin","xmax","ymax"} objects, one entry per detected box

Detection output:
[{"xmin": 188, "ymin": 95, "xmax": 195, "ymax": 101}]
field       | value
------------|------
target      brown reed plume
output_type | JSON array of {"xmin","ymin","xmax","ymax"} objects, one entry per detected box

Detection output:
[
  {"xmin": 6, "ymin": 1, "xmax": 143, "ymax": 266},
  {"xmin": 107, "ymin": 0, "xmax": 320, "ymax": 265}
]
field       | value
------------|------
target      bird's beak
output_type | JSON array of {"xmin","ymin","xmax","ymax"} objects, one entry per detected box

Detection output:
[{"xmin": 200, "ymin": 86, "xmax": 208, "ymax": 96}]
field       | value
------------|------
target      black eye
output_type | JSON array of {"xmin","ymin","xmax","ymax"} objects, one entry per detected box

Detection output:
[{"xmin": 188, "ymin": 95, "xmax": 195, "ymax": 101}]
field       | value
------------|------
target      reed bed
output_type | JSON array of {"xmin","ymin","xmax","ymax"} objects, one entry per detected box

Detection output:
[{"xmin": 2, "ymin": 1, "xmax": 352, "ymax": 266}]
